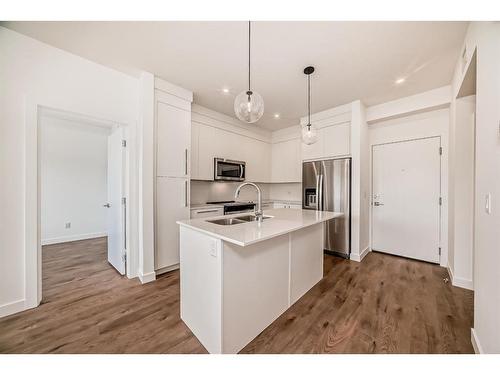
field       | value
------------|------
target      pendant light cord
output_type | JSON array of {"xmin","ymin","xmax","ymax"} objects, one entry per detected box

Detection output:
[
  {"xmin": 248, "ymin": 20, "xmax": 251, "ymax": 92},
  {"xmin": 307, "ymin": 74, "xmax": 311, "ymax": 129}
]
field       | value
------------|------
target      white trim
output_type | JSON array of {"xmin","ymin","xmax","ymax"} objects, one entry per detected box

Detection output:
[
  {"xmin": 138, "ymin": 271, "xmax": 156, "ymax": 284},
  {"xmin": 453, "ymin": 276, "xmax": 473, "ymax": 290},
  {"xmin": 155, "ymin": 263, "xmax": 180, "ymax": 276},
  {"xmin": 41, "ymin": 232, "xmax": 107, "ymax": 246},
  {"xmin": 447, "ymin": 266, "xmax": 474, "ymax": 290},
  {"xmin": 350, "ymin": 246, "xmax": 370, "ymax": 262},
  {"xmin": 300, "ymin": 102, "xmax": 352, "ymax": 125},
  {"xmin": 0, "ymin": 299, "xmax": 26, "ymax": 318},
  {"xmin": 154, "ymin": 77, "xmax": 193, "ymax": 102},
  {"xmin": 192, "ymin": 104, "xmax": 272, "ymax": 143},
  {"xmin": 24, "ymin": 97, "xmax": 137, "ymax": 315},
  {"xmin": 471, "ymin": 328, "xmax": 483, "ymax": 354},
  {"xmin": 366, "ymin": 86, "xmax": 451, "ymax": 124}
]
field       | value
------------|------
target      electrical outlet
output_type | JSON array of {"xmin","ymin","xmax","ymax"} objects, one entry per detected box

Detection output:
[
  {"xmin": 209, "ymin": 239, "xmax": 217, "ymax": 257},
  {"xmin": 65, "ymin": 222, "xmax": 71, "ymax": 229},
  {"xmin": 485, "ymin": 193, "xmax": 492, "ymax": 214}
]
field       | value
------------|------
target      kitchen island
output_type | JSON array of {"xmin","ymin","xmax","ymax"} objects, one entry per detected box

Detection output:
[{"xmin": 177, "ymin": 208, "xmax": 342, "ymax": 354}]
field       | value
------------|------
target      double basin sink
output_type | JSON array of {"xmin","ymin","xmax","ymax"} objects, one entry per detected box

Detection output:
[{"xmin": 207, "ymin": 214, "xmax": 272, "ymax": 226}]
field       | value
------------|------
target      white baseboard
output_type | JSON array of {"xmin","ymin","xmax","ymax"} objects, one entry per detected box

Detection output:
[
  {"xmin": 447, "ymin": 266, "xmax": 474, "ymax": 290},
  {"xmin": 471, "ymin": 328, "xmax": 483, "ymax": 354},
  {"xmin": 41, "ymin": 232, "xmax": 107, "ymax": 245},
  {"xmin": 350, "ymin": 246, "xmax": 371, "ymax": 262},
  {"xmin": 155, "ymin": 263, "xmax": 180, "ymax": 276},
  {"xmin": 0, "ymin": 299, "xmax": 26, "ymax": 318},
  {"xmin": 138, "ymin": 271, "xmax": 156, "ymax": 284}
]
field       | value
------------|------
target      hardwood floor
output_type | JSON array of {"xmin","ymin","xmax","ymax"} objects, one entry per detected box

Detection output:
[{"xmin": 0, "ymin": 238, "xmax": 474, "ymax": 353}]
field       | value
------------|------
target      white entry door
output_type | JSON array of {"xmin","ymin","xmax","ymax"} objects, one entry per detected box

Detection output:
[
  {"xmin": 372, "ymin": 137, "xmax": 441, "ymax": 263},
  {"xmin": 106, "ymin": 126, "xmax": 126, "ymax": 274}
]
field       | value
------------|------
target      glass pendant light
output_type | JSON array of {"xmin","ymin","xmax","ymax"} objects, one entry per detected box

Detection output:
[
  {"xmin": 302, "ymin": 66, "xmax": 318, "ymax": 145},
  {"xmin": 234, "ymin": 21, "xmax": 264, "ymax": 123}
]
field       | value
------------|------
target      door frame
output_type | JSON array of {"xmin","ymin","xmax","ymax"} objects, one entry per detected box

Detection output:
[
  {"xmin": 370, "ymin": 135, "xmax": 445, "ymax": 265},
  {"xmin": 24, "ymin": 97, "xmax": 134, "ymax": 310}
]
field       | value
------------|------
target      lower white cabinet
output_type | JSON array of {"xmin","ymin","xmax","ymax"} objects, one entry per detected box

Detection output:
[{"xmin": 156, "ymin": 176, "xmax": 190, "ymax": 271}]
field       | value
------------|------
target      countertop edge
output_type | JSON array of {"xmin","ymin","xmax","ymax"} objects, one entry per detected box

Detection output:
[{"xmin": 177, "ymin": 212, "xmax": 342, "ymax": 247}]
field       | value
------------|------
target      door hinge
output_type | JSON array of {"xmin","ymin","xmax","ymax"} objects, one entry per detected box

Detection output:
[
  {"xmin": 439, "ymin": 197, "xmax": 442, "ymax": 206},
  {"xmin": 122, "ymin": 139, "xmax": 127, "ymax": 147},
  {"xmin": 439, "ymin": 146, "xmax": 443, "ymax": 155},
  {"xmin": 122, "ymin": 197, "xmax": 126, "ymax": 205},
  {"xmin": 122, "ymin": 253, "xmax": 127, "ymax": 263},
  {"xmin": 438, "ymin": 247, "xmax": 441, "ymax": 256}
]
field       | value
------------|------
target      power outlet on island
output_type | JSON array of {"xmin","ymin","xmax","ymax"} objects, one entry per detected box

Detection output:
[{"xmin": 209, "ymin": 239, "xmax": 218, "ymax": 257}]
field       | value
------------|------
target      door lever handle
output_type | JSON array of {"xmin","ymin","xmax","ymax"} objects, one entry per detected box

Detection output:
[
  {"xmin": 103, "ymin": 203, "xmax": 111, "ymax": 208},
  {"xmin": 373, "ymin": 202, "xmax": 384, "ymax": 206}
]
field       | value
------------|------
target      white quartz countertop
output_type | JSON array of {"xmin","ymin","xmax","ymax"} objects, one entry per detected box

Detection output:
[{"xmin": 177, "ymin": 208, "xmax": 343, "ymax": 247}]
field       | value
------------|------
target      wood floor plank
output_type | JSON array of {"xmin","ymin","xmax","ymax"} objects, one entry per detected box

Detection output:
[{"xmin": 0, "ymin": 239, "xmax": 474, "ymax": 354}]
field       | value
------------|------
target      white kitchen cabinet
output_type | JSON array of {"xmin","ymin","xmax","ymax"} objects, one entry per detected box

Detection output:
[
  {"xmin": 154, "ymin": 81, "xmax": 193, "ymax": 274},
  {"xmin": 156, "ymin": 177, "xmax": 190, "ymax": 271},
  {"xmin": 271, "ymin": 138, "xmax": 301, "ymax": 182},
  {"xmin": 322, "ymin": 122, "xmax": 350, "ymax": 158},
  {"xmin": 195, "ymin": 123, "xmax": 216, "ymax": 180},
  {"xmin": 191, "ymin": 122, "xmax": 271, "ymax": 182},
  {"xmin": 190, "ymin": 207, "xmax": 224, "ymax": 219},
  {"xmin": 191, "ymin": 121, "xmax": 200, "ymax": 179},
  {"xmin": 156, "ymin": 100, "xmax": 191, "ymax": 178},
  {"xmin": 245, "ymin": 137, "xmax": 271, "ymax": 183},
  {"xmin": 302, "ymin": 122, "xmax": 350, "ymax": 161}
]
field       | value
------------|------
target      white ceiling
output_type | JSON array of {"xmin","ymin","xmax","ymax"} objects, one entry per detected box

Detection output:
[{"xmin": 3, "ymin": 21, "xmax": 468, "ymax": 130}]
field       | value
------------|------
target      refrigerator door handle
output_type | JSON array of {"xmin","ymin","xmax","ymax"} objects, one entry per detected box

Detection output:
[
  {"xmin": 318, "ymin": 174, "xmax": 323, "ymax": 211},
  {"xmin": 315, "ymin": 175, "xmax": 320, "ymax": 211}
]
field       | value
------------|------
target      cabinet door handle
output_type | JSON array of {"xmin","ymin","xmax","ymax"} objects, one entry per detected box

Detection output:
[
  {"xmin": 185, "ymin": 149, "xmax": 188, "ymax": 176},
  {"xmin": 184, "ymin": 180, "xmax": 188, "ymax": 207}
]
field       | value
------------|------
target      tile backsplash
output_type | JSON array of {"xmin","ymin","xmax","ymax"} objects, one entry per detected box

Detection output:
[{"xmin": 190, "ymin": 181, "xmax": 302, "ymax": 204}]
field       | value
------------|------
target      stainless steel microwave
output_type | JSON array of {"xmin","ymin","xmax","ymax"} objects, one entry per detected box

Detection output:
[{"xmin": 214, "ymin": 158, "xmax": 246, "ymax": 181}]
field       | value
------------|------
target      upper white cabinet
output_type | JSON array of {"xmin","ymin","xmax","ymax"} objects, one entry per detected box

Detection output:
[
  {"xmin": 245, "ymin": 137, "xmax": 271, "ymax": 183},
  {"xmin": 271, "ymin": 138, "xmax": 301, "ymax": 182},
  {"xmin": 191, "ymin": 120, "xmax": 271, "ymax": 183},
  {"xmin": 156, "ymin": 91, "xmax": 191, "ymax": 178},
  {"xmin": 302, "ymin": 122, "xmax": 351, "ymax": 161}
]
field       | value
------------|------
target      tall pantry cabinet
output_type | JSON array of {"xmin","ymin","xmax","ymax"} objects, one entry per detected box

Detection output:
[{"xmin": 154, "ymin": 79, "xmax": 193, "ymax": 273}]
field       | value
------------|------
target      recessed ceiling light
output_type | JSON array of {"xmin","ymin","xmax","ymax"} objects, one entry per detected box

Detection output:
[
  {"xmin": 395, "ymin": 78, "xmax": 406, "ymax": 84},
  {"xmin": 222, "ymin": 88, "xmax": 229, "ymax": 94},
  {"xmin": 274, "ymin": 113, "xmax": 280, "ymax": 119}
]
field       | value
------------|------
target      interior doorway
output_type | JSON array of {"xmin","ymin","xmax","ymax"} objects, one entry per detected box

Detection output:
[
  {"xmin": 39, "ymin": 108, "xmax": 128, "ymax": 302},
  {"xmin": 371, "ymin": 136, "xmax": 442, "ymax": 263}
]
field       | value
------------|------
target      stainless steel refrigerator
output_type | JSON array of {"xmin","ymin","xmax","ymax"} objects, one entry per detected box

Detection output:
[{"xmin": 302, "ymin": 158, "xmax": 351, "ymax": 258}]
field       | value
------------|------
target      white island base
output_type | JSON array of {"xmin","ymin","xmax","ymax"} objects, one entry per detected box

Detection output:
[{"xmin": 178, "ymin": 209, "xmax": 340, "ymax": 354}]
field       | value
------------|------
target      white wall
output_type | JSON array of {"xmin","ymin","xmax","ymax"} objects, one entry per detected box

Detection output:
[
  {"xmin": 0, "ymin": 27, "xmax": 143, "ymax": 317},
  {"xmin": 450, "ymin": 22, "xmax": 500, "ymax": 354},
  {"xmin": 350, "ymin": 101, "xmax": 370, "ymax": 261},
  {"xmin": 40, "ymin": 116, "xmax": 109, "ymax": 244},
  {"xmin": 369, "ymin": 108, "xmax": 450, "ymax": 267}
]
